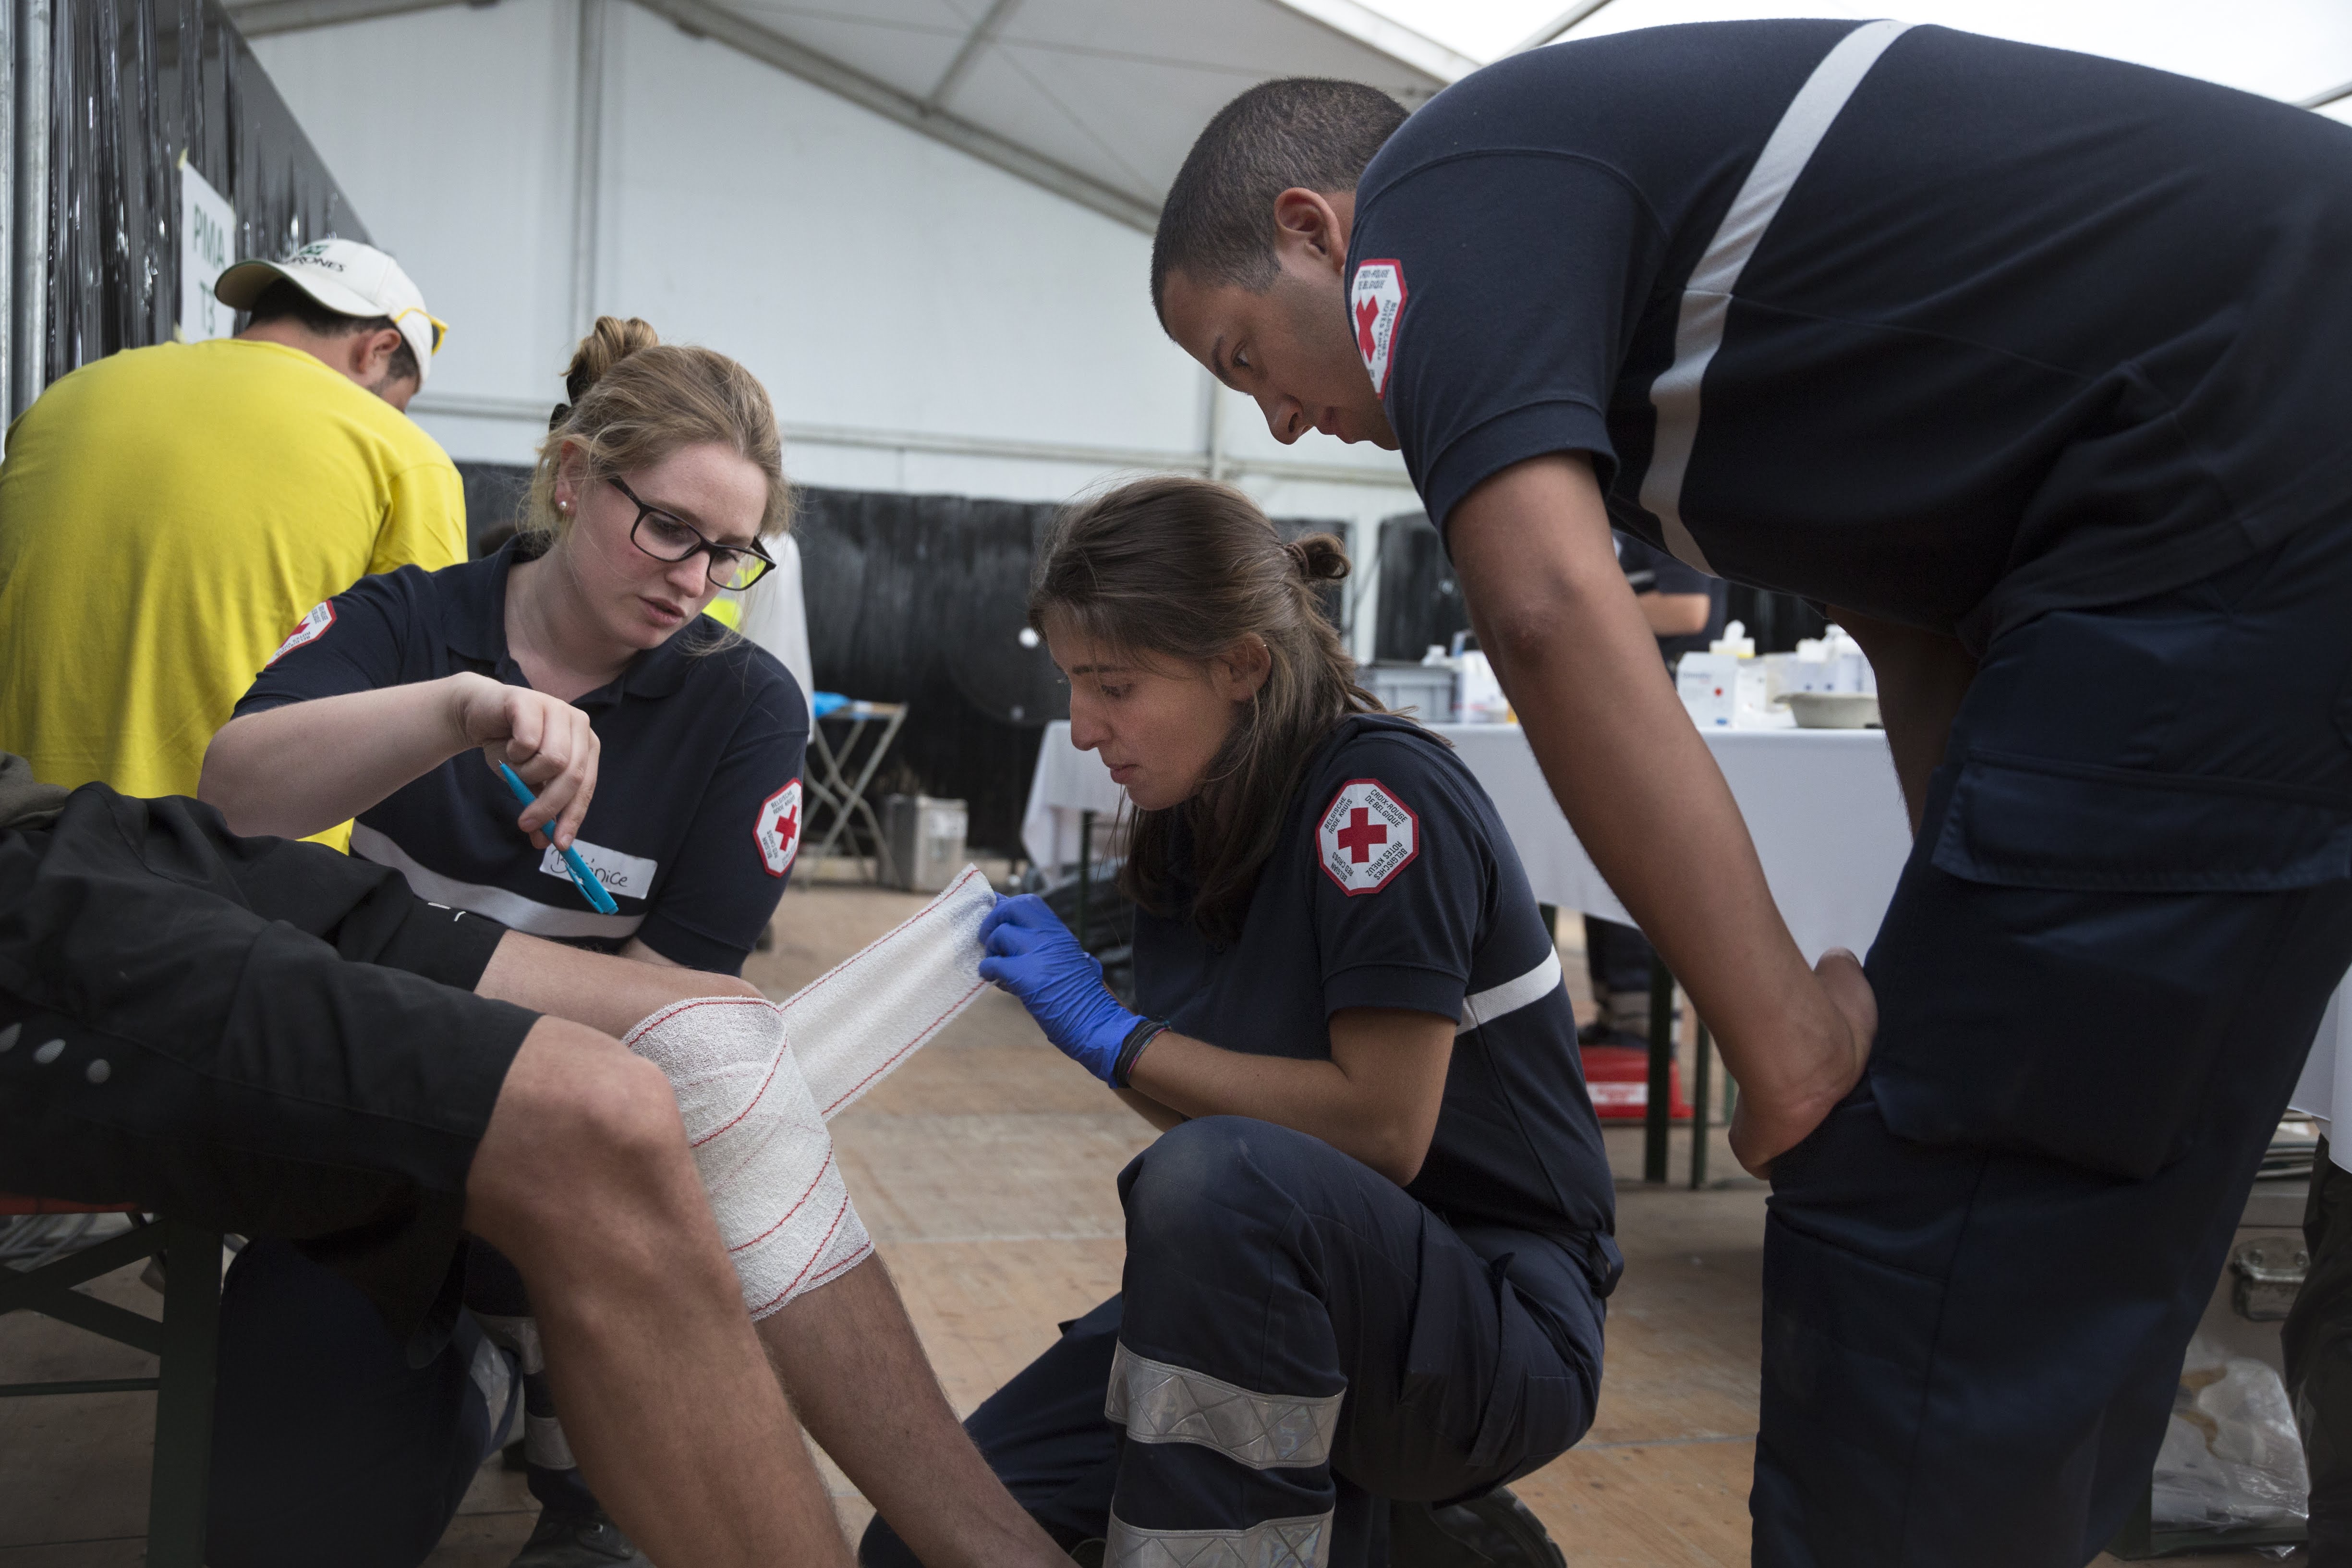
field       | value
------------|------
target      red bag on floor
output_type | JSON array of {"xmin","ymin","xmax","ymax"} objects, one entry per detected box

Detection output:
[{"xmin": 1580, "ymin": 1044, "xmax": 1693, "ymax": 1122}]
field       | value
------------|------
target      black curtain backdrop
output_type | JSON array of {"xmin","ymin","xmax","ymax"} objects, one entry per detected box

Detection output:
[
  {"xmin": 1374, "ymin": 512, "xmax": 1471, "ymax": 663},
  {"xmin": 1373, "ymin": 510, "xmax": 1827, "ymax": 660},
  {"xmin": 41, "ymin": 0, "xmax": 366, "ymax": 383},
  {"xmin": 453, "ymin": 466, "xmax": 1350, "ymax": 857},
  {"xmin": 790, "ymin": 486, "xmax": 1069, "ymax": 857}
]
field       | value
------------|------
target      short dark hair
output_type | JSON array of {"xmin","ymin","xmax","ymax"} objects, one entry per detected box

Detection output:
[
  {"xmin": 244, "ymin": 276, "xmax": 422, "ymax": 386},
  {"xmin": 1151, "ymin": 78, "xmax": 1407, "ymax": 319}
]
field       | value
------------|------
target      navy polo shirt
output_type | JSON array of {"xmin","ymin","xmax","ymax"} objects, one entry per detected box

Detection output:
[
  {"xmin": 235, "ymin": 539, "xmax": 809, "ymax": 974},
  {"xmin": 1347, "ymin": 21, "xmax": 2352, "ymax": 652},
  {"xmin": 1132, "ymin": 715, "xmax": 1612, "ymax": 1244}
]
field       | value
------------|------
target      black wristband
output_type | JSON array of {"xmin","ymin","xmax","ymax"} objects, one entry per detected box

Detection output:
[{"xmin": 1112, "ymin": 1018, "xmax": 1169, "ymax": 1089}]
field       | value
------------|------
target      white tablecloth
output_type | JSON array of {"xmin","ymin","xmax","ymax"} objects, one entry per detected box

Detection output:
[
  {"xmin": 1022, "ymin": 722, "xmax": 1128, "ymax": 869},
  {"xmin": 1025, "ymin": 714, "xmax": 2352, "ymax": 1162},
  {"xmin": 1025, "ymin": 718, "xmax": 1913, "ymax": 962},
  {"xmin": 1431, "ymin": 723, "xmax": 1912, "ymax": 963}
]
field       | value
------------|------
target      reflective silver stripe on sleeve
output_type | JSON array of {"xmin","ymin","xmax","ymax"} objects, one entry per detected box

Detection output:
[
  {"xmin": 1455, "ymin": 948, "xmax": 1564, "ymax": 1036},
  {"xmin": 1105, "ymin": 1509, "xmax": 1334, "ymax": 1568},
  {"xmin": 1105, "ymin": 1342, "xmax": 1344, "ymax": 1471},
  {"xmin": 1637, "ymin": 18, "xmax": 1916, "ymax": 573},
  {"xmin": 351, "ymin": 824, "xmax": 644, "ymax": 940}
]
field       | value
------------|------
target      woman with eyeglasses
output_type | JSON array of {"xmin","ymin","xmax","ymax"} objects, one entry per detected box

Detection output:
[
  {"xmin": 204, "ymin": 315, "xmax": 801, "ymax": 974},
  {"xmin": 196, "ymin": 317, "xmax": 805, "ymax": 1568}
]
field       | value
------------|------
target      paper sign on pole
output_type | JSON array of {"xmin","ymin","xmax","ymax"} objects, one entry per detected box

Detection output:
[{"xmin": 178, "ymin": 153, "xmax": 237, "ymax": 342}]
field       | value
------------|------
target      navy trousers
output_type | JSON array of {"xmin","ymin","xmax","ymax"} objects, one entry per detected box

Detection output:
[
  {"xmin": 861, "ymin": 1117, "xmax": 1609, "ymax": 1567},
  {"xmin": 206, "ymin": 1240, "xmax": 604, "ymax": 1568},
  {"xmin": 206, "ymin": 1241, "xmax": 518, "ymax": 1568},
  {"xmin": 1755, "ymin": 516, "xmax": 2352, "ymax": 1567}
]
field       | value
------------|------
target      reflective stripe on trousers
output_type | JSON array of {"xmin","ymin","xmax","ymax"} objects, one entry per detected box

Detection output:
[
  {"xmin": 1107, "ymin": 1342, "xmax": 1344, "ymax": 1470},
  {"xmin": 1105, "ymin": 1509, "xmax": 1334, "ymax": 1568}
]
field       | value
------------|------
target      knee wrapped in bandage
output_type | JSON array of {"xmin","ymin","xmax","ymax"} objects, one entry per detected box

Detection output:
[{"xmin": 623, "ymin": 867, "xmax": 995, "ymax": 1318}]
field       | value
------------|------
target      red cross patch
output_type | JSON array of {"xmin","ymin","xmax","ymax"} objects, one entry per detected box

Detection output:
[
  {"xmin": 1317, "ymin": 778, "xmax": 1418, "ymax": 895},
  {"xmin": 267, "ymin": 601, "xmax": 335, "ymax": 665},
  {"xmin": 1349, "ymin": 259, "xmax": 1406, "ymax": 396},
  {"xmin": 754, "ymin": 779, "xmax": 802, "ymax": 878}
]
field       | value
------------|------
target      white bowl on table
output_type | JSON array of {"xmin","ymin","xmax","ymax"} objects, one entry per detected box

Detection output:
[{"xmin": 1787, "ymin": 692, "xmax": 1881, "ymax": 729}]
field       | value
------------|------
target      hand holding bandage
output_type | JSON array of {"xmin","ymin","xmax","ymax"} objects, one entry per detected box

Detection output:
[
  {"xmin": 977, "ymin": 895, "xmax": 1141, "ymax": 1083},
  {"xmin": 623, "ymin": 867, "xmax": 996, "ymax": 1318}
]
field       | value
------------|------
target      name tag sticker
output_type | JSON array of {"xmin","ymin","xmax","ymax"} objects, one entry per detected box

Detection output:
[{"xmin": 539, "ymin": 839, "xmax": 658, "ymax": 902}]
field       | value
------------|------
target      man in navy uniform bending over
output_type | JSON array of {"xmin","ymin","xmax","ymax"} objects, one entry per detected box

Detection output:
[{"xmin": 1149, "ymin": 24, "xmax": 2352, "ymax": 1568}]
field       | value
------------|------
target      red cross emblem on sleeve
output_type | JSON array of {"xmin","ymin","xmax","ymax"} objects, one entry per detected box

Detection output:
[
  {"xmin": 1317, "ymin": 778, "xmax": 1418, "ymax": 895},
  {"xmin": 1348, "ymin": 260, "xmax": 1406, "ymax": 395},
  {"xmin": 754, "ymin": 779, "xmax": 802, "ymax": 877},
  {"xmin": 266, "ymin": 601, "xmax": 335, "ymax": 666}
]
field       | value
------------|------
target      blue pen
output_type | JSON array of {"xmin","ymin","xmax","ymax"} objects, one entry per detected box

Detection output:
[{"xmin": 497, "ymin": 763, "xmax": 619, "ymax": 915}]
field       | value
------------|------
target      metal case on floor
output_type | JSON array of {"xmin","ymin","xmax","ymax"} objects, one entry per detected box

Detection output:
[
  {"xmin": 882, "ymin": 795, "xmax": 968, "ymax": 894},
  {"xmin": 2110, "ymin": 1171, "xmax": 2311, "ymax": 1558}
]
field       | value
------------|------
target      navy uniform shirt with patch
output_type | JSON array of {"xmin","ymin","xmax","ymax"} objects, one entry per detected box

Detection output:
[
  {"xmin": 1347, "ymin": 21, "xmax": 2352, "ymax": 652},
  {"xmin": 1132, "ymin": 715, "xmax": 1613, "ymax": 1248},
  {"xmin": 236, "ymin": 539, "xmax": 808, "ymax": 974}
]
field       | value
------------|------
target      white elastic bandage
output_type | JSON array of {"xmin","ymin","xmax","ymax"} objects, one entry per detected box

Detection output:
[
  {"xmin": 623, "ymin": 866, "xmax": 995, "ymax": 1318},
  {"xmin": 776, "ymin": 863, "xmax": 996, "ymax": 1118}
]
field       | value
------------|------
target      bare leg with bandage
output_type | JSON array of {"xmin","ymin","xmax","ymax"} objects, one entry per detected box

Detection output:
[{"xmin": 479, "ymin": 869, "xmax": 1063, "ymax": 1568}]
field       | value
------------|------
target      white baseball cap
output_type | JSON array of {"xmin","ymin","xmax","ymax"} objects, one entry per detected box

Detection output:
[{"xmin": 215, "ymin": 239, "xmax": 446, "ymax": 387}]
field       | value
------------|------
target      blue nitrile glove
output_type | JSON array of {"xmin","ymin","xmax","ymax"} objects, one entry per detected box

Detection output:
[{"xmin": 978, "ymin": 894, "xmax": 1139, "ymax": 1083}]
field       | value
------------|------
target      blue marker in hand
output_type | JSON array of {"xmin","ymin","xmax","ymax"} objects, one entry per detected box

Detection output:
[{"xmin": 497, "ymin": 762, "xmax": 618, "ymax": 915}]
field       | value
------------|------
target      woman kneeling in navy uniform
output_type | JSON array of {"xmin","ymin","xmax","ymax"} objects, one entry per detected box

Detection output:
[{"xmin": 863, "ymin": 477, "xmax": 1617, "ymax": 1568}]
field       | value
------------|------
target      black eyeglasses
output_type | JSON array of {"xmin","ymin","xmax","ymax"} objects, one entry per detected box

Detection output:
[{"xmin": 608, "ymin": 475, "xmax": 775, "ymax": 591}]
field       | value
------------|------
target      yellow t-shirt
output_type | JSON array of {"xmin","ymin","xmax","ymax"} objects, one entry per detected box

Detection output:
[{"xmin": 0, "ymin": 338, "xmax": 468, "ymax": 811}]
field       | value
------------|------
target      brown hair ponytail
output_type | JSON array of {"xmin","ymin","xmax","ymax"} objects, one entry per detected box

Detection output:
[{"xmin": 1031, "ymin": 476, "xmax": 1384, "ymax": 945}]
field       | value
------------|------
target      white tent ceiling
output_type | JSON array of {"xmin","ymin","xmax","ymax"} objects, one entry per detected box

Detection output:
[
  {"xmin": 1377, "ymin": 0, "xmax": 2352, "ymax": 117},
  {"xmin": 230, "ymin": 0, "xmax": 1470, "ymax": 229},
  {"xmin": 743, "ymin": 1, "xmax": 1467, "ymax": 179},
  {"xmin": 229, "ymin": 0, "xmax": 2352, "ymax": 234}
]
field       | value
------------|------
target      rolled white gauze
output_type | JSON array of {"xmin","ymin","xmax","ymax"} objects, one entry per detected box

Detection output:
[{"xmin": 623, "ymin": 866, "xmax": 996, "ymax": 1318}]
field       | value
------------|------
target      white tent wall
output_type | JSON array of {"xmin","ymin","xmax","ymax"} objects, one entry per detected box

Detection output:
[{"xmin": 251, "ymin": 0, "xmax": 1420, "ymax": 655}]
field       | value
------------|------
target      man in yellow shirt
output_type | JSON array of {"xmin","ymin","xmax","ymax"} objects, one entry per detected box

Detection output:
[{"xmin": 0, "ymin": 238, "xmax": 466, "ymax": 804}]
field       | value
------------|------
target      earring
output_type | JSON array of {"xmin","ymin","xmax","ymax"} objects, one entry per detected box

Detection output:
[{"xmin": 557, "ymin": 501, "xmax": 570, "ymax": 513}]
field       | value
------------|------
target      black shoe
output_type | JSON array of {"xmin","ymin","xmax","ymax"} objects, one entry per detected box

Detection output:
[
  {"xmin": 1390, "ymin": 1486, "xmax": 1565, "ymax": 1568},
  {"xmin": 505, "ymin": 1507, "xmax": 654, "ymax": 1568}
]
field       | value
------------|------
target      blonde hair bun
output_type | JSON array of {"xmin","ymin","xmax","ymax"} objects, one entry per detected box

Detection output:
[{"xmin": 566, "ymin": 316, "xmax": 661, "ymax": 404}]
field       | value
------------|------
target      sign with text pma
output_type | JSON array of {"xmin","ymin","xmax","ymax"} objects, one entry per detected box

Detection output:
[{"xmin": 178, "ymin": 154, "xmax": 236, "ymax": 342}]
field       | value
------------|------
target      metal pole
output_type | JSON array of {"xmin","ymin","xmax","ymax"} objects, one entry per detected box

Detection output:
[
  {"xmin": 9, "ymin": 0, "xmax": 49, "ymax": 425},
  {"xmin": 1690, "ymin": 1020, "xmax": 1711, "ymax": 1190},
  {"xmin": 1074, "ymin": 808, "xmax": 1093, "ymax": 953},
  {"xmin": 1644, "ymin": 957, "xmax": 1673, "ymax": 1183},
  {"xmin": 0, "ymin": 0, "xmax": 16, "ymax": 430},
  {"xmin": 1202, "ymin": 370, "xmax": 1227, "ymax": 483},
  {"xmin": 568, "ymin": 0, "xmax": 606, "ymax": 340}
]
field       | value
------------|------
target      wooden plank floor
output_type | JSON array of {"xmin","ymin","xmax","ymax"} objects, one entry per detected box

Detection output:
[{"xmin": 0, "ymin": 881, "xmax": 2296, "ymax": 1565}]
